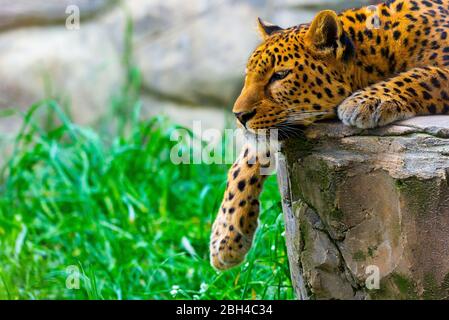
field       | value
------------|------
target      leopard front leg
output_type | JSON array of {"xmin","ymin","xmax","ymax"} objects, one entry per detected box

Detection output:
[
  {"xmin": 210, "ymin": 145, "xmax": 269, "ymax": 270},
  {"xmin": 338, "ymin": 66, "xmax": 449, "ymax": 129}
]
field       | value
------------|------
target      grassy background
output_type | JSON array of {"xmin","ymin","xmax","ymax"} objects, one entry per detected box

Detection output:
[
  {"xmin": 0, "ymin": 18, "xmax": 293, "ymax": 299},
  {"xmin": 0, "ymin": 100, "xmax": 293, "ymax": 300}
]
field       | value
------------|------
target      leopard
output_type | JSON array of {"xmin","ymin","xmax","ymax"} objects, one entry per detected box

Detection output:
[{"xmin": 210, "ymin": 0, "xmax": 449, "ymax": 270}]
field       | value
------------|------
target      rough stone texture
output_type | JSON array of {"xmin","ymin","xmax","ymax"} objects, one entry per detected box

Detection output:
[
  {"xmin": 0, "ymin": 22, "xmax": 123, "ymax": 125},
  {"xmin": 141, "ymin": 96, "xmax": 229, "ymax": 132},
  {"xmin": 277, "ymin": 116, "xmax": 449, "ymax": 300}
]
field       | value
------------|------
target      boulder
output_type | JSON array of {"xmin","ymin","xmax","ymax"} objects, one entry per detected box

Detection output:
[
  {"xmin": 277, "ymin": 116, "xmax": 449, "ymax": 299},
  {"xmin": 141, "ymin": 96, "xmax": 228, "ymax": 132},
  {"xmin": 0, "ymin": 22, "xmax": 123, "ymax": 126}
]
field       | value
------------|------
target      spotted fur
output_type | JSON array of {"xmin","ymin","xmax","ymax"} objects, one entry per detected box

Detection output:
[{"xmin": 211, "ymin": 0, "xmax": 449, "ymax": 270}]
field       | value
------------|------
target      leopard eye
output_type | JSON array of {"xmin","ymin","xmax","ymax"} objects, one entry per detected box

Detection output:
[{"xmin": 269, "ymin": 70, "xmax": 291, "ymax": 84}]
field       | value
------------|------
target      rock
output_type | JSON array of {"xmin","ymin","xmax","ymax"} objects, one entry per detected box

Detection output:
[
  {"xmin": 141, "ymin": 96, "xmax": 228, "ymax": 132},
  {"xmin": 277, "ymin": 116, "xmax": 449, "ymax": 299},
  {"xmin": 133, "ymin": 0, "xmax": 268, "ymax": 107},
  {"xmin": 0, "ymin": 21, "xmax": 123, "ymax": 126},
  {"xmin": 297, "ymin": 202, "xmax": 355, "ymax": 299},
  {"xmin": 0, "ymin": 0, "xmax": 113, "ymax": 30}
]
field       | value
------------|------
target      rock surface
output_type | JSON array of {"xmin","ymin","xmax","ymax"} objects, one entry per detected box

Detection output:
[
  {"xmin": 277, "ymin": 116, "xmax": 449, "ymax": 300},
  {"xmin": 0, "ymin": 22, "xmax": 123, "ymax": 125}
]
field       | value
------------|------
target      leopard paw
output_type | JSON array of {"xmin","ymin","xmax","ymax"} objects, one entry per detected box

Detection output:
[
  {"xmin": 210, "ymin": 226, "xmax": 253, "ymax": 271},
  {"xmin": 209, "ymin": 201, "xmax": 260, "ymax": 270},
  {"xmin": 210, "ymin": 145, "xmax": 268, "ymax": 270},
  {"xmin": 338, "ymin": 93, "xmax": 416, "ymax": 129}
]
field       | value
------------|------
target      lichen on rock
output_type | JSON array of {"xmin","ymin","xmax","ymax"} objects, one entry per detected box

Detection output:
[{"xmin": 277, "ymin": 116, "xmax": 449, "ymax": 300}]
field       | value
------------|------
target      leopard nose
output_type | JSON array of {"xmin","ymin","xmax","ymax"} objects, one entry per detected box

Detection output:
[{"xmin": 234, "ymin": 110, "xmax": 256, "ymax": 126}]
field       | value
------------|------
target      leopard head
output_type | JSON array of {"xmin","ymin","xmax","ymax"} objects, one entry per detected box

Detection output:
[{"xmin": 233, "ymin": 10, "xmax": 355, "ymax": 137}]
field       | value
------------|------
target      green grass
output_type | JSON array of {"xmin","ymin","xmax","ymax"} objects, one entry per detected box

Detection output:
[
  {"xmin": 0, "ymin": 14, "xmax": 293, "ymax": 299},
  {"xmin": 0, "ymin": 100, "xmax": 293, "ymax": 300}
]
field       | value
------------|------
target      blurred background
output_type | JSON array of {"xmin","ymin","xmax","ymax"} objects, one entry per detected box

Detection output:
[{"xmin": 0, "ymin": 0, "xmax": 372, "ymax": 134}]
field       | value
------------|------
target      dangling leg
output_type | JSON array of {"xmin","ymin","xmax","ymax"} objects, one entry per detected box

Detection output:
[{"xmin": 210, "ymin": 144, "xmax": 270, "ymax": 270}]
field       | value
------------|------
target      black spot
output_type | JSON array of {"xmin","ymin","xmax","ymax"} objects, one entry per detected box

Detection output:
[
  {"xmin": 419, "ymin": 82, "xmax": 432, "ymax": 91},
  {"xmin": 234, "ymin": 233, "xmax": 242, "ymax": 243},
  {"xmin": 239, "ymin": 217, "xmax": 245, "ymax": 228},
  {"xmin": 355, "ymin": 13, "xmax": 366, "ymax": 23},
  {"xmin": 303, "ymin": 74, "xmax": 308, "ymax": 82},
  {"xmin": 364, "ymin": 29, "xmax": 373, "ymax": 39},
  {"xmin": 365, "ymin": 65, "xmax": 374, "ymax": 73},
  {"xmin": 232, "ymin": 168, "xmax": 240, "ymax": 179},
  {"xmin": 324, "ymin": 88, "xmax": 334, "ymax": 98},
  {"xmin": 346, "ymin": 15, "xmax": 356, "ymax": 23},
  {"xmin": 431, "ymin": 77, "xmax": 441, "ymax": 88},
  {"xmin": 249, "ymin": 176, "xmax": 258, "ymax": 185},
  {"xmin": 357, "ymin": 31, "xmax": 364, "ymax": 42},
  {"xmin": 422, "ymin": 91, "xmax": 432, "ymax": 100},
  {"xmin": 251, "ymin": 199, "xmax": 259, "ymax": 206},
  {"xmin": 237, "ymin": 180, "xmax": 246, "ymax": 191},
  {"xmin": 406, "ymin": 87, "xmax": 418, "ymax": 96}
]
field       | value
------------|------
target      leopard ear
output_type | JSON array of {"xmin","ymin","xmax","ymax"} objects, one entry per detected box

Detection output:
[
  {"xmin": 257, "ymin": 18, "xmax": 283, "ymax": 40},
  {"xmin": 306, "ymin": 10, "xmax": 353, "ymax": 60},
  {"xmin": 306, "ymin": 10, "xmax": 342, "ymax": 48}
]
